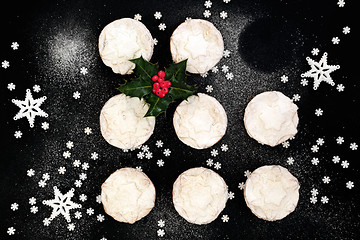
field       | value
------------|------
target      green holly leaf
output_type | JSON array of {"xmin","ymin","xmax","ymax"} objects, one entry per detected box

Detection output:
[
  {"xmin": 165, "ymin": 59, "xmax": 187, "ymax": 81},
  {"xmin": 117, "ymin": 78, "xmax": 153, "ymax": 98},
  {"xmin": 168, "ymin": 75, "xmax": 197, "ymax": 101},
  {"xmin": 144, "ymin": 93, "xmax": 173, "ymax": 117},
  {"xmin": 130, "ymin": 56, "xmax": 158, "ymax": 80}
]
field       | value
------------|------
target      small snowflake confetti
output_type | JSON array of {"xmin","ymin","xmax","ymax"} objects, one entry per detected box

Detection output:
[
  {"xmin": 97, "ymin": 214, "xmax": 105, "ymax": 222},
  {"xmin": 30, "ymin": 206, "xmax": 38, "ymax": 214},
  {"xmin": 321, "ymin": 196, "xmax": 329, "ymax": 204},
  {"xmin": 158, "ymin": 23, "xmax": 166, "ymax": 31},
  {"xmin": 322, "ymin": 176, "xmax": 331, "ymax": 184},
  {"xmin": 41, "ymin": 121, "xmax": 49, "ymax": 130},
  {"xmin": 29, "ymin": 197, "xmax": 37, "ymax": 205},
  {"xmin": 80, "ymin": 67, "xmax": 88, "ymax": 75},
  {"xmin": 311, "ymin": 188, "xmax": 319, "ymax": 196},
  {"xmin": 73, "ymin": 160, "xmax": 81, "ymax": 167},
  {"xmin": 210, "ymin": 149, "xmax": 219, "ymax": 157},
  {"xmin": 11, "ymin": 42, "xmax": 19, "ymax": 50},
  {"xmin": 91, "ymin": 152, "xmax": 99, "ymax": 160},
  {"xmin": 300, "ymin": 78, "xmax": 308, "ymax": 86},
  {"xmin": 221, "ymin": 65, "xmax": 229, "ymax": 73},
  {"xmin": 336, "ymin": 84, "xmax": 345, "ymax": 92},
  {"xmin": 311, "ymin": 48, "xmax": 320, "ymax": 55},
  {"xmin": 342, "ymin": 26, "xmax": 350, "ymax": 34},
  {"xmin": 73, "ymin": 91, "xmax": 81, "ymax": 99},
  {"xmin": 205, "ymin": 85, "xmax": 213, "ymax": 93},
  {"xmin": 310, "ymin": 196, "xmax": 317, "ymax": 204},
  {"xmin": 7, "ymin": 227, "xmax": 15, "ymax": 235},
  {"xmin": 332, "ymin": 156, "xmax": 340, "ymax": 164},
  {"xmin": 350, "ymin": 142, "xmax": 358, "ymax": 150},
  {"xmin": 244, "ymin": 170, "xmax": 251, "ymax": 178},
  {"xmin": 316, "ymin": 138, "xmax": 325, "ymax": 146},
  {"xmin": 158, "ymin": 219, "xmax": 165, "ymax": 228},
  {"xmin": 227, "ymin": 191, "xmax": 235, "ymax": 200},
  {"xmin": 292, "ymin": 94, "xmax": 301, "ymax": 102},
  {"xmin": 7, "ymin": 83, "xmax": 16, "ymax": 91},
  {"xmin": 346, "ymin": 181, "xmax": 354, "ymax": 189},
  {"xmin": 220, "ymin": 144, "xmax": 228, "ymax": 152},
  {"xmin": 280, "ymin": 75, "xmax": 289, "ymax": 83},
  {"xmin": 311, "ymin": 145, "xmax": 319, "ymax": 152},
  {"xmin": 66, "ymin": 141, "xmax": 74, "ymax": 149},
  {"xmin": 315, "ymin": 108, "xmax": 323, "ymax": 116},
  {"xmin": 155, "ymin": 140, "xmax": 163, "ymax": 148},
  {"xmin": 225, "ymin": 72, "xmax": 234, "ymax": 80},
  {"xmin": 134, "ymin": 14, "xmax": 142, "ymax": 21},
  {"xmin": 14, "ymin": 130, "xmax": 22, "ymax": 139},
  {"xmin": 154, "ymin": 11, "xmax": 162, "ymax": 19},
  {"xmin": 223, "ymin": 49, "xmax": 231, "ymax": 58},
  {"xmin": 337, "ymin": 0, "xmax": 345, "ymax": 8},
  {"xmin": 204, "ymin": 0, "xmax": 212, "ymax": 8},
  {"xmin": 220, "ymin": 11, "xmax": 228, "ymax": 19},
  {"xmin": 214, "ymin": 162, "xmax": 221, "ymax": 170},
  {"xmin": 68, "ymin": 223, "xmax": 75, "ymax": 231},
  {"xmin": 223, "ymin": 0, "xmax": 231, "ymax": 3},
  {"xmin": 238, "ymin": 182, "xmax": 245, "ymax": 190},
  {"xmin": 10, "ymin": 203, "xmax": 19, "ymax": 211},
  {"xmin": 63, "ymin": 151, "xmax": 71, "ymax": 159},
  {"xmin": 2, "ymin": 60, "xmax": 10, "ymax": 69},
  {"xmin": 203, "ymin": 10, "xmax": 211, "ymax": 18},
  {"xmin": 82, "ymin": 162, "xmax": 89, "ymax": 170},
  {"xmin": 206, "ymin": 158, "xmax": 214, "ymax": 167},
  {"xmin": 58, "ymin": 166, "xmax": 66, "ymax": 174},
  {"xmin": 74, "ymin": 180, "xmax": 82, "ymax": 188},
  {"xmin": 79, "ymin": 194, "xmax": 87, "ymax": 202},
  {"xmin": 157, "ymin": 229, "xmax": 165, "ymax": 237},
  {"xmin": 84, "ymin": 127, "xmax": 92, "ymax": 135},
  {"xmin": 74, "ymin": 211, "xmax": 82, "ymax": 219},
  {"xmin": 33, "ymin": 84, "xmax": 41, "ymax": 92},
  {"xmin": 331, "ymin": 37, "xmax": 340, "ymax": 44},
  {"xmin": 136, "ymin": 166, "xmax": 143, "ymax": 172},
  {"xmin": 311, "ymin": 157, "xmax": 319, "ymax": 165},
  {"xmin": 287, "ymin": 157, "xmax": 295, "ymax": 165},
  {"xmin": 341, "ymin": 160, "xmax": 349, "ymax": 168},
  {"xmin": 137, "ymin": 152, "xmax": 145, "ymax": 159},
  {"xmin": 87, "ymin": 208, "xmax": 94, "ymax": 215},
  {"xmin": 282, "ymin": 141, "xmax": 290, "ymax": 148},
  {"xmin": 163, "ymin": 149, "xmax": 171, "ymax": 157},
  {"xmin": 221, "ymin": 215, "xmax": 229, "ymax": 222},
  {"xmin": 336, "ymin": 136, "xmax": 344, "ymax": 145},
  {"xmin": 27, "ymin": 169, "xmax": 35, "ymax": 177},
  {"xmin": 79, "ymin": 173, "xmax": 87, "ymax": 180},
  {"xmin": 211, "ymin": 66, "xmax": 219, "ymax": 73},
  {"xmin": 157, "ymin": 159, "xmax": 164, "ymax": 167}
]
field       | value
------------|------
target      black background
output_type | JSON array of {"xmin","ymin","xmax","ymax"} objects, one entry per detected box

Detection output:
[{"xmin": 1, "ymin": 0, "xmax": 359, "ymax": 239}]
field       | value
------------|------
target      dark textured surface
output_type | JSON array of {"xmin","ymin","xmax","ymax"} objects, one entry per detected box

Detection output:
[{"xmin": 1, "ymin": 0, "xmax": 359, "ymax": 239}]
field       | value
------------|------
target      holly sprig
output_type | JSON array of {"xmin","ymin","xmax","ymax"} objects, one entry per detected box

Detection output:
[{"xmin": 117, "ymin": 56, "xmax": 197, "ymax": 117}]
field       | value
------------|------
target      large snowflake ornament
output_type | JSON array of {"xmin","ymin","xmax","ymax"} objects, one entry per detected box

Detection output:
[
  {"xmin": 42, "ymin": 187, "xmax": 81, "ymax": 224},
  {"xmin": 12, "ymin": 89, "xmax": 48, "ymax": 127},
  {"xmin": 301, "ymin": 52, "xmax": 340, "ymax": 90}
]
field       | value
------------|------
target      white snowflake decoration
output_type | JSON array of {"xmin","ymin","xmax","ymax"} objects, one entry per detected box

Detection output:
[
  {"xmin": 12, "ymin": 89, "xmax": 48, "ymax": 128},
  {"xmin": 301, "ymin": 52, "xmax": 340, "ymax": 90},
  {"xmin": 42, "ymin": 186, "xmax": 81, "ymax": 224}
]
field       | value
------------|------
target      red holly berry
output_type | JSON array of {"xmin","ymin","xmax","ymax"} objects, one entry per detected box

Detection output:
[
  {"xmin": 162, "ymin": 87, "xmax": 169, "ymax": 94},
  {"xmin": 152, "ymin": 75, "xmax": 159, "ymax": 81},
  {"xmin": 156, "ymin": 89, "xmax": 165, "ymax": 98},
  {"xmin": 158, "ymin": 70, "xmax": 165, "ymax": 78},
  {"xmin": 153, "ymin": 82, "xmax": 160, "ymax": 93},
  {"xmin": 161, "ymin": 80, "xmax": 171, "ymax": 88},
  {"xmin": 158, "ymin": 77, "xmax": 164, "ymax": 84}
]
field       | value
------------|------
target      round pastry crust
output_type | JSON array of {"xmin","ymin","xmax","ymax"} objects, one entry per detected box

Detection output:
[
  {"xmin": 244, "ymin": 91, "xmax": 299, "ymax": 147},
  {"xmin": 100, "ymin": 93, "xmax": 155, "ymax": 150},
  {"xmin": 172, "ymin": 167, "xmax": 228, "ymax": 225},
  {"xmin": 170, "ymin": 19, "xmax": 224, "ymax": 74},
  {"xmin": 244, "ymin": 165, "xmax": 300, "ymax": 221},
  {"xmin": 99, "ymin": 18, "xmax": 154, "ymax": 74},
  {"xmin": 173, "ymin": 93, "xmax": 227, "ymax": 149},
  {"xmin": 101, "ymin": 167, "xmax": 156, "ymax": 224}
]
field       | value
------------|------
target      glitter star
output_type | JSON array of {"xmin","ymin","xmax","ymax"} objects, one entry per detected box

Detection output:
[
  {"xmin": 12, "ymin": 89, "xmax": 48, "ymax": 128},
  {"xmin": 301, "ymin": 52, "xmax": 340, "ymax": 90}
]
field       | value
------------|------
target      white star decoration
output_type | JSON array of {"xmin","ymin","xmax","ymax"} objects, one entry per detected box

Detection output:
[
  {"xmin": 12, "ymin": 89, "xmax": 48, "ymax": 127},
  {"xmin": 42, "ymin": 187, "xmax": 81, "ymax": 223},
  {"xmin": 301, "ymin": 52, "xmax": 340, "ymax": 90}
]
